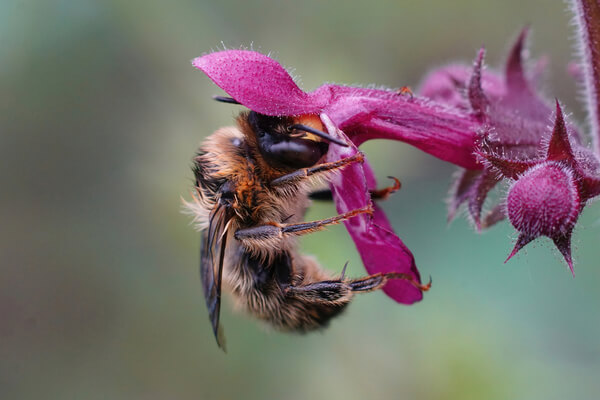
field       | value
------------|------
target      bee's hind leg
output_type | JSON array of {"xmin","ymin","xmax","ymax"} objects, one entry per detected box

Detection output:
[
  {"xmin": 347, "ymin": 272, "xmax": 431, "ymax": 293},
  {"xmin": 284, "ymin": 280, "xmax": 352, "ymax": 305},
  {"xmin": 285, "ymin": 272, "xmax": 430, "ymax": 305}
]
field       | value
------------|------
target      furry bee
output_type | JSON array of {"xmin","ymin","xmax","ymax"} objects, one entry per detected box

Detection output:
[{"xmin": 185, "ymin": 97, "xmax": 426, "ymax": 350}]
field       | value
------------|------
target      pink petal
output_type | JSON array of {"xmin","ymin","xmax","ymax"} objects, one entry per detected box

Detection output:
[
  {"xmin": 419, "ymin": 64, "xmax": 471, "ymax": 108},
  {"xmin": 501, "ymin": 28, "xmax": 550, "ymax": 121},
  {"xmin": 321, "ymin": 115, "xmax": 423, "ymax": 304},
  {"xmin": 505, "ymin": 28, "xmax": 532, "ymax": 94},
  {"xmin": 192, "ymin": 50, "xmax": 328, "ymax": 116},
  {"xmin": 418, "ymin": 63, "xmax": 505, "ymax": 108}
]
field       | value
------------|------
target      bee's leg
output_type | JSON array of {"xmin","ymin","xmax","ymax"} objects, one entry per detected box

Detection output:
[
  {"xmin": 285, "ymin": 273, "xmax": 430, "ymax": 304},
  {"xmin": 284, "ymin": 280, "xmax": 352, "ymax": 305},
  {"xmin": 309, "ymin": 176, "xmax": 402, "ymax": 201},
  {"xmin": 347, "ymin": 272, "xmax": 431, "ymax": 292},
  {"xmin": 270, "ymin": 152, "xmax": 364, "ymax": 187},
  {"xmin": 234, "ymin": 206, "xmax": 372, "ymax": 242},
  {"xmin": 369, "ymin": 176, "xmax": 402, "ymax": 200}
]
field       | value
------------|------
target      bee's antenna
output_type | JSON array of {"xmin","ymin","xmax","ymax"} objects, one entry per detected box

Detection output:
[
  {"xmin": 287, "ymin": 124, "xmax": 349, "ymax": 147},
  {"xmin": 213, "ymin": 96, "xmax": 241, "ymax": 105}
]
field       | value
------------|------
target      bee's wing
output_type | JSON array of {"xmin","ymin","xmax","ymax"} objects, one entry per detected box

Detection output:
[{"xmin": 200, "ymin": 204, "xmax": 230, "ymax": 351}]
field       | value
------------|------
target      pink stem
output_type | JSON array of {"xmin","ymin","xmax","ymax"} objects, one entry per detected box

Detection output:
[{"xmin": 572, "ymin": 0, "xmax": 600, "ymax": 155}]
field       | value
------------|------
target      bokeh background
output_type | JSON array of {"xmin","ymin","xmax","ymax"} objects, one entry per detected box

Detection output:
[{"xmin": 2, "ymin": 0, "xmax": 600, "ymax": 399}]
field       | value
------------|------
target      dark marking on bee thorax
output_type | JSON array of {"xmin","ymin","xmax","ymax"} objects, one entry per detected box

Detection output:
[{"xmin": 238, "ymin": 248, "xmax": 293, "ymax": 292}]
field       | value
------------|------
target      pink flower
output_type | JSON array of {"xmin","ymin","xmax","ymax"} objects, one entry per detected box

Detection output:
[
  {"xmin": 193, "ymin": 0, "xmax": 600, "ymax": 292},
  {"xmin": 193, "ymin": 51, "xmax": 470, "ymax": 304}
]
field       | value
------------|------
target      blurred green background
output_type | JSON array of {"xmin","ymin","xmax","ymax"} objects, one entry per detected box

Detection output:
[{"xmin": 2, "ymin": 0, "xmax": 600, "ymax": 399}]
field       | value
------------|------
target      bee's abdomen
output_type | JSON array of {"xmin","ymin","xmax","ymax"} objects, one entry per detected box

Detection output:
[{"xmin": 230, "ymin": 249, "xmax": 351, "ymax": 332}]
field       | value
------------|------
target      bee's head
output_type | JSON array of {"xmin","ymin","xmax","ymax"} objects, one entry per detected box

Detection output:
[
  {"xmin": 212, "ymin": 96, "xmax": 348, "ymax": 171},
  {"xmin": 246, "ymin": 111, "xmax": 326, "ymax": 170}
]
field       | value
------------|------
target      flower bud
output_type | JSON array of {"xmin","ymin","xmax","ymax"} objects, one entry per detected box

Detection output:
[{"xmin": 507, "ymin": 162, "xmax": 580, "ymax": 237}]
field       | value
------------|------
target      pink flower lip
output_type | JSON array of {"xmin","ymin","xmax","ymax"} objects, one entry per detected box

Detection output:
[
  {"xmin": 321, "ymin": 114, "xmax": 424, "ymax": 304},
  {"xmin": 192, "ymin": 50, "xmax": 329, "ymax": 116}
]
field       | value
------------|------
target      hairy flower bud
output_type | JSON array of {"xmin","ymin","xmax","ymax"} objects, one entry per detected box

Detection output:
[{"xmin": 507, "ymin": 162, "xmax": 580, "ymax": 237}]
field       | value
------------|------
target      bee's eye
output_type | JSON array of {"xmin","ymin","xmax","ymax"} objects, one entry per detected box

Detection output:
[
  {"xmin": 259, "ymin": 136, "xmax": 328, "ymax": 170},
  {"xmin": 248, "ymin": 111, "xmax": 329, "ymax": 170}
]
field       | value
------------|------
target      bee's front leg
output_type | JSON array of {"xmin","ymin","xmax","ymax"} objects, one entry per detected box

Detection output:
[{"xmin": 270, "ymin": 152, "xmax": 364, "ymax": 187}]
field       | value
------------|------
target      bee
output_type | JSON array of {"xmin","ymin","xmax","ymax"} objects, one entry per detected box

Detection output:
[{"xmin": 185, "ymin": 97, "xmax": 426, "ymax": 350}]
